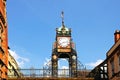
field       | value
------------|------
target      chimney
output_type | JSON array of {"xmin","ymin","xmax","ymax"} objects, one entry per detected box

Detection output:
[{"xmin": 114, "ymin": 30, "xmax": 120, "ymax": 43}]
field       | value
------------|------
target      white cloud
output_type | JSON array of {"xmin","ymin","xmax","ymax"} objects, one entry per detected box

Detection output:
[
  {"xmin": 43, "ymin": 58, "xmax": 51, "ymax": 67},
  {"xmin": 8, "ymin": 50, "xmax": 29, "ymax": 68},
  {"xmin": 61, "ymin": 66, "xmax": 69, "ymax": 69},
  {"xmin": 86, "ymin": 59, "xmax": 103, "ymax": 69},
  {"xmin": 58, "ymin": 66, "xmax": 69, "ymax": 76}
]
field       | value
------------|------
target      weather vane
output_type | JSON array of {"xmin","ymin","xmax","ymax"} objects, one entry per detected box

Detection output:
[{"xmin": 61, "ymin": 11, "xmax": 64, "ymax": 26}]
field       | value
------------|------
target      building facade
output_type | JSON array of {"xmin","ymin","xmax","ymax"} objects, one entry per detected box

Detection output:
[
  {"xmin": 0, "ymin": 0, "xmax": 8, "ymax": 79},
  {"xmin": 87, "ymin": 30, "xmax": 120, "ymax": 80},
  {"xmin": 8, "ymin": 50, "xmax": 21, "ymax": 78},
  {"xmin": 107, "ymin": 30, "xmax": 120, "ymax": 80}
]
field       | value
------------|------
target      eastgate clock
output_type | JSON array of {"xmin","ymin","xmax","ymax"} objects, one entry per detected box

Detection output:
[{"xmin": 58, "ymin": 37, "xmax": 70, "ymax": 47}]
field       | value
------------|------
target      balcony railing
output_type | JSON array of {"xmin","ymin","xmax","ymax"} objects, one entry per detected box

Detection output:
[{"xmin": 8, "ymin": 69, "xmax": 91, "ymax": 78}]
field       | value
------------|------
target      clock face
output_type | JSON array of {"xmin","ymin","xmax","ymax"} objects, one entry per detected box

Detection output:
[{"xmin": 58, "ymin": 37, "xmax": 70, "ymax": 47}]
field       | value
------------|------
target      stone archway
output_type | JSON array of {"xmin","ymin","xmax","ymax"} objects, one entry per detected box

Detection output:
[{"xmin": 52, "ymin": 50, "xmax": 77, "ymax": 77}]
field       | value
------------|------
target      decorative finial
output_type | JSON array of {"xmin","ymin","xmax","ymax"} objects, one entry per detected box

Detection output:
[{"xmin": 61, "ymin": 11, "xmax": 64, "ymax": 27}]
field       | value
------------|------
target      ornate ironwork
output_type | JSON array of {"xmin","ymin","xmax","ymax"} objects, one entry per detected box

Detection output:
[{"xmin": 8, "ymin": 69, "xmax": 91, "ymax": 78}]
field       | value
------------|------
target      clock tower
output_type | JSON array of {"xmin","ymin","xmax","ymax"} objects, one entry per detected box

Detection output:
[{"xmin": 51, "ymin": 12, "xmax": 77, "ymax": 77}]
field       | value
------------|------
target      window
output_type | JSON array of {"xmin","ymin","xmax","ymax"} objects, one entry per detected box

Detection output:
[
  {"xmin": 118, "ymin": 54, "xmax": 120, "ymax": 71},
  {"xmin": 110, "ymin": 59, "xmax": 114, "ymax": 76},
  {"xmin": 0, "ymin": 12, "xmax": 5, "ymax": 25}
]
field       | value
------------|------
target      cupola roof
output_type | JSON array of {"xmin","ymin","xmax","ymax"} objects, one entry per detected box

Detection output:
[{"xmin": 56, "ymin": 11, "xmax": 71, "ymax": 36}]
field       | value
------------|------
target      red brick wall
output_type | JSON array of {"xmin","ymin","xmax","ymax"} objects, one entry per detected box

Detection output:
[{"xmin": 0, "ymin": 0, "xmax": 8, "ymax": 79}]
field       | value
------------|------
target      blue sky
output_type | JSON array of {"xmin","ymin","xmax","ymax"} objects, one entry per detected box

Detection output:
[{"xmin": 7, "ymin": 0, "xmax": 120, "ymax": 69}]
